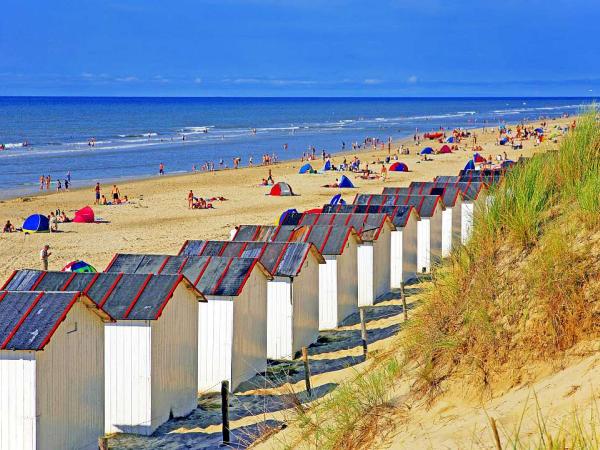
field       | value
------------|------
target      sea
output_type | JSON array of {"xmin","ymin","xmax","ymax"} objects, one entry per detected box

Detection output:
[{"xmin": 0, "ymin": 97, "xmax": 594, "ymax": 198}]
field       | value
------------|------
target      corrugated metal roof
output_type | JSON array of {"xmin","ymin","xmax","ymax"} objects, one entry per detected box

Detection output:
[
  {"xmin": 353, "ymin": 194, "xmax": 443, "ymax": 218},
  {"xmin": 269, "ymin": 225, "xmax": 360, "ymax": 255},
  {"xmin": 0, "ymin": 291, "xmax": 108, "ymax": 351},
  {"xmin": 3, "ymin": 270, "xmax": 199, "ymax": 320},
  {"xmin": 106, "ymin": 255, "xmax": 269, "ymax": 296},
  {"xmin": 322, "ymin": 204, "xmax": 416, "ymax": 228},
  {"xmin": 434, "ymin": 175, "xmax": 462, "ymax": 184},
  {"xmin": 232, "ymin": 225, "xmax": 277, "ymax": 242},
  {"xmin": 282, "ymin": 213, "xmax": 393, "ymax": 240},
  {"xmin": 178, "ymin": 241, "xmax": 323, "ymax": 277}
]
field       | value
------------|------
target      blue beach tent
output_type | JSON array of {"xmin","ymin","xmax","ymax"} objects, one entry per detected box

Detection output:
[
  {"xmin": 279, "ymin": 208, "xmax": 298, "ymax": 225},
  {"xmin": 338, "ymin": 175, "xmax": 355, "ymax": 188},
  {"xmin": 329, "ymin": 194, "xmax": 346, "ymax": 206},
  {"xmin": 499, "ymin": 137, "xmax": 508, "ymax": 145},
  {"xmin": 446, "ymin": 136, "xmax": 454, "ymax": 143},
  {"xmin": 420, "ymin": 147, "xmax": 433, "ymax": 155},
  {"xmin": 298, "ymin": 163, "xmax": 313, "ymax": 174},
  {"xmin": 463, "ymin": 160, "xmax": 476, "ymax": 171},
  {"xmin": 22, "ymin": 214, "xmax": 50, "ymax": 234},
  {"xmin": 321, "ymin": 160, "xmax": 332, "ymax": 171}
]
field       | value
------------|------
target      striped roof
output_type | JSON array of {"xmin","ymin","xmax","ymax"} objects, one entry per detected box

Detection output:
[
  {"xmin": 177, "ymin": 241, "xmax": 325, "ymax": 277},
  {"xmin": 2, "ymin": 270, "xmax": 203, "ymax": 320},
  {"xmin": 386, "ymin": 181, "xmax": 485, "ymax": 201},
  {"xmin": 321, "ymin": 204, "xmax": 418, "ymax": 228},
  {"xmin": 106, "ymin": 255, "xmax": 271, "ymax": 296},
  {"xmin": 232, "ymin": 225, "xmax": 277, "ymax": 242},
  {"xmin": 267, "ymin": 225, "xmax": 361, "ymax": 255},
  {"xmin": 353, "ymin": 194, "xmax": 444, "ymax": 218},
  {"xmin": 0, "ymin": 291, "xmax": 110, "ymax": 351},
  {"xmin": 281, "ymin": 213, "xmax": 394, "ymax": 240}
]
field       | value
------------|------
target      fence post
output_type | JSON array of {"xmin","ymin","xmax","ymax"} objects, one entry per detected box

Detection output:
[
  {"xmin": 301, "ymin": 346, "xmax": 312, "ymax": 397},
  {"xmin": 221, "ymin": 380, "xmax": 230, "ymax": 445},
  {"xmin": 359, "ymin": 307, "xmax": 368, "ymax": 357},
  {"xmin": 400, "ymin": 282, "xmax": 408, "ymax": 322}
]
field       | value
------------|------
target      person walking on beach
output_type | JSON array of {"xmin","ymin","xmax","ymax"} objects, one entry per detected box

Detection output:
[
  {"xmin": 188, "ymin": 190, "xmax": 194, "ymax": 209},
  {"xmin": 45, "ymin": 175, "xmax": 51, "ymax": 190},
  {"xmin": 40, "ymin": 244, "xmax": 51, "ymax": 270},
  {"xmin": 94, "ymin": 183, "xmax": 101, "ymax": 204},
  {"xmin": 159, "ymin": 162, "xmax": 165, "ymax": 175},
  {"xmin": 56, "ymin": 179, "xmax": 62, "ymax": 192},
  {"xmin": 39, "ymin": 175, "xmax": 45, "ymax": 190}
]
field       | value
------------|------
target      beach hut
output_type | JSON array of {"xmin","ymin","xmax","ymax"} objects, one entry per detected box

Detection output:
[
  {"xmin": 420, "ymin": 147, "xmax": 433, "ymax": 155},
  {"xmin": 22, "ymin": 214, "xmax": 49, "ymax": 234},
  {"xmin": 234, "ymin": 224, "xmax": 362, "ymax": 330},
  {"xmin": 454, "ymin": 181, "xmax": 487, "ymax": 244},
  {"xmin": 338, "ymin": 175, "xmax": 355, "ymax": 188},
  {"xmin": 269, "ymin": 182, "xmax": 295, "ymax": 196},
  {"xmin": 0, "ymin": 291, "xmax": 111, "ymax": 450},
  {"xmin": 3, "ymin": 270, "xmax": 202, "ymax": 436},
  {"xmin": 438, "ymin": 145, "xmax": 452, "ymax": 154},
  {"xmin": 298, "ymin": 163, "xmax": 313, "ymax": 174},
  {"xmin": 282, "ymin": 213, "xmax": 395, "ymax": 307},
  {"xmin": 429, "ymin": 186, "xmax": 464, "ymax": 257},
  {"xmin": 178, "ymin": 240, "xmax": 325, "ymax": 360},
  {"xmin": 105, "ymin": 255, "xmax": 271, "ymax": 392},
  {"xmin": 353, "ymin": 194, "xmax": 445, "ymax": 274},
  {"xmin": 389, "ymin": 162, "xmax": 408, "ymax": 172},
  {"xmin": 322, "ymin": 204, "xmax": 419, "ymax": 287}
]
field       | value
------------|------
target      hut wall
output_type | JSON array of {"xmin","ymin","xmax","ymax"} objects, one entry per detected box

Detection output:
[
  {"xmin": 452, "ymin": 197, "xmax": 463, "ymax": 252},
  {"xmin": 198, "ymin": 297, "xmax": 233, "ymax": 392},
  {"xmin": 0, "ymin": 351, "xmax": 36, "ymax": 450},
  {"xmin": 151, "ymin": 285, "xmax": 198, "ymax": 430},
  {"xmin": 105, "ymin": 321, "xmax": 152, "ymax": 435},
  {"xmin": 441, "ymin": 208, "xmax": 453, "ymax": 258},
  {"xmin": 402, "ymin": 216, "xmax": 419, "ymax": 283},
  {"xmin": 357, "ymin": 243, "xmax": 374, "ymax": 307},
  {"xmin": 373, "ymin": 226, "xmax": 392, "ymax": 300},
  {"xmin": 231, "ymin": 268, "xmax": 268, "ymax": 391},
  {"xmin": 36, "ymin": 302, "xmax": 104, "ymax": 449},
  {"xmin": 291, "ymin": 255, "xmax": 320, "ymax": 356},
  {"xmin": 417, "ymin": 219, "xmax": 430, "ymax": 274},
  {"xmin": 430, "ymin": 210, "xmax": 444, "ymax": 266},
  {"xmin": 266, "ymin": 278, "xmax": 293, "ymax": 360},
  {"xmin": 461, "ymin": 201, "xmax": 474, "ymax": 244},
  {"xmin": 336, "ymin": 237, "xmax": 359, "ymax": 325},
  {"xmin": 318, "ymin": 256, "xmax": 339, "ymax": 330}
]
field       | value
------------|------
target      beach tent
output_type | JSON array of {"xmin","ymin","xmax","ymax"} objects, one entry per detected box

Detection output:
[
  {"xmin": 22, "ymin": 214, "xmax": 49, "ymax": 234},
  {"xmin": 463, "ymin": 160, "xmax": 476, "ymax": 171},
  {"xmin": 298, "ymin": 163, "xmax": 313, "ymax": 174},
  {"xmin": 438, "ymin": 145, "xmax": 452, "ymax": 154},
  {"xmin": 473, "ymin": 153, "xmax": 486, "ymax": 163},
  {"xmin": 499, "ymin": 137, "xmax": 508, "ymax": 145},
  {"xmin": 61, "ymin": 260, "xmax": 97, "ymax": 273},
  {"xmin": 329, "ymin": 194, "xmax": 344, "ymax": 206},
  {"xmin": 535, "ymin": 127, "xmax": 544, "ymax": 134},
  {"xmin": 446, "ymin": 136, "xmax": 454, "ymax": 143},
  {"xmin": 321, "ymin": 160, "xmax": 332, "ymax": 171},
  {"xmin": 389, "ymin": 162, "xmax": 408, "ymax": 172},
  {"xmin": 269, "ymin": 182, "xmax": 295, "ymax": 196},
  {"xmin": 338, "ymin": 175, "xmax": 354, "ymax": 188},
  {"xmin": 278, "ymin": 208, "xmax": 298, "ymax": 225},
  {"xmin": 73, "ymin": 206, "xmax": 95, "ymax": 223},
  {"xmin": 420, "ymin": 147, "xmax": 433, "ymax": 155}
]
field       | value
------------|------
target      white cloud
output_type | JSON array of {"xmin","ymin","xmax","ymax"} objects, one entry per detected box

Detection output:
[
  {"xmin": 407, "ymin": 75, "xmax": 418, "ymax": 84},
  {"xmin": 115, "ymin": 76, "xmax": 138, "ymax": 82},
  {"xmin": 194, "ymin": 77, "xmax": 203, "ymax": 84},
  {"xmin": 363, "ymin": 78, "xmax": 382, "ymax": 85}
]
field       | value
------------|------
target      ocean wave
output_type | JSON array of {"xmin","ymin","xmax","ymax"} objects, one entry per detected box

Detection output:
[
  {"xmin": 1, "ymin": 142, "xmax": 25, "ymax": 149},
  {"xmin": 493, "ymin": 104, "xmax": 583, "ymax": 114}
]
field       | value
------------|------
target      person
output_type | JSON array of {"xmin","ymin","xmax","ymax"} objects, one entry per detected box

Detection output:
[
  {"xmin": 59, "ymin": 211, "xmax": 71, "ymax": 223},
  {"xmin": 101, "ymin": 194, "xmax": 108, "ymax": 205},
  {"xmin": 49, "ymin": 212, "xmax": 58, "ymax": 232},
  {"xmin": 39, "ymin": 175, "xmax": 45, "ymax": 190},
  {"xmin": 188, "ymin": 190, "xmax": 194, "ymax": 209},
  {"xmin": 267, "ymin": 169, "xmax": 274, "ymax": 184},
  {"xmin": 56, "ymin": 179, "xmax": 62, "ymax": 192},
  {"xmin": 3, "ymin": 220, "xmax": 15, "ymax": 233},
  {"xmin": 45, "ymin": 175, "xmax": 51, "ymax": 190},
  {"xmin": 40, "ymin": 244, "xmax": 51, "ymax": 270},
  {"xmin": 111, "ymin": 185, "xmax": 120, "ymax": 203},
  {"xmin": 94, "ymin": 182, "xmax": 101, "ymax": 204},
  {"xmin": 381, "ymin": 164, "xmax": 388, "ymax": 182},
  {"xmin": 64, "ymin": 179, "xmax": 70, "ymax": 191},
  {"xmin": 66, "ymin": 171, "xmax": 71, "ymax": 183},
  {"xmin": 159, "ymin": 162, "xmax": 165, "ymax": 175}
]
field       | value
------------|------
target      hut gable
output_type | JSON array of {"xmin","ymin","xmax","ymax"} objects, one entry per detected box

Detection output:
[
  {"xmin": 3, "ymin": 270, "xmax": 201, "ymax": 320},
  {"xmin": 0, "ymin": 291, "xmax": 109, "ymax": 351},
  {"xmin": 233, "ymin": 225, "xmax": 277, "ymax": 242},
  {"xmin": 106, "ymin": 255, "xmax": 271, "ymax": 297},
  {"xmin": 354, "ymin": 194, "xmax": 444, "ymax": 218},
  {"xmin": 284, "ymin": 213, "xmax": 395, "ymax": 241},
  {"xmin": 179, "ymin": 241, "xmax": 324, "ymax": 278},
  {"xmin": 270, "ymin": 225, "xmax": 362, "ymax": 256},
  {"xmin": 323, "ymin": 204, "xmax": 418, "ymax": 228}
]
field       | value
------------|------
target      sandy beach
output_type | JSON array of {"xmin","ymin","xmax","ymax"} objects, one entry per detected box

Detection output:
[{"xmin": 0, "ymin": 116, "xmax": 572, "ymax": 283}]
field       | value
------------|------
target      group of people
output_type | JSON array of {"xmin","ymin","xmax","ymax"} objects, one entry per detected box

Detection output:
[
  {"xmin": 39, "ymin": 172, "xmax": 72, "ymax": 191},
  {"xmin": 187, "ymin": 190, "xmax": 214, "ymax": 209},
  {"xmin": 94, "ymin": 183, "xmax": 128, "ymax": 205}
]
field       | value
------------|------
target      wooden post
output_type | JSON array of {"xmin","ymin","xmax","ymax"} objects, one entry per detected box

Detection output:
[
  {"xmin": 221, "ymin": 380, "xmax": 230, "ymax": 445},
  {"xmin": 301, "ymin": 347, "xmax": 312, "ymax": 397},
  {"xmin": 359, "ymin": 307, "xmax": 368, "ymax": 357},
  {"xmin": 98, "ymin": 437, "xmax": 108, "ymax": 450},
  {"xmin": 400, "ymin": 282, "xmax": 408, "ymax": 322}
]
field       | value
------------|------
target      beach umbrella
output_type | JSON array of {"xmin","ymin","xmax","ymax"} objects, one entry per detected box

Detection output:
[
  {"xmin": 420, "ymin": 147, "xmax": 433, "ymax": 155},
  {"xmin": 62, "ymin": 260, "xmax": 97, "ymax": 273}
]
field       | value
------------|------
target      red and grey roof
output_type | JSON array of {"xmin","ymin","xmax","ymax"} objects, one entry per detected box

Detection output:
[
  {"xmin": 383, "ymin": 183, "xmax": 463, "ymax": 207},
  {"xmin": 106, "ymin": 255, "xmax": 271, "ymax": 296},
  {"xmin": 280, "ymin": 213, "xmax": 394, "ymax": 240},
  {"xmin": 353, "ymin": 194, "xmax": 444, "ymax": 218},
  {"xmin": 0, "ymin": 291, "xmax": 110, "ymax": 351},
  {"xmin": 177, "ymin": 241, "xmax": 325, "ymax": 277},
  {"xmin": 2, "ymin": 270, "xmax": 203, "ymax": 320},
  {"xmin": 232, "ymin": 225, "xmax": 277, "ymax": 242},
  {"xmin": 267, "ymin": 225, "xmax": 362, "ymax": 255},
  {"xmin": 322, "ymin": 204, "xmax": 418, "ymax": 228}
]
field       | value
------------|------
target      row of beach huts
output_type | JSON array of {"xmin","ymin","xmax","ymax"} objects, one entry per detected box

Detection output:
[{"xmin": 0, "ymin": 169, "xmax": 507, "ymax": 450}]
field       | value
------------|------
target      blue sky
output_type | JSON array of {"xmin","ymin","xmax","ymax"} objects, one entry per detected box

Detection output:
[{"xmin": 1, "ymin": 0, "xmax": 598, "ymax": 96}]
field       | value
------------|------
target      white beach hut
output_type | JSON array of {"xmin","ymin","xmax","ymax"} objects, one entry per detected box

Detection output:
[
  {"xmin": 3, "ymin": 270, "xmax": 202, "ymax": 436},
  {"xmin": 0, "ymin": 291, "xmax": 110, "ymax": 450},
  {"xmin": 281, "ymin": 212, "xmax": 395, "ymax": 307},
  {"xmin": 234, "ymin": 224, "xmax": 362, "ymax": 330},
  {"xmin": 106, "ymin": 254, "xmax": 271, "ymax": 392},
  {"xmin": 178, "ymin": 240, "xmax": 325, "ymax": 360},
  {"xmin": 353, "ymin": 194, "xmax": 445, "ymax": 274}
]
